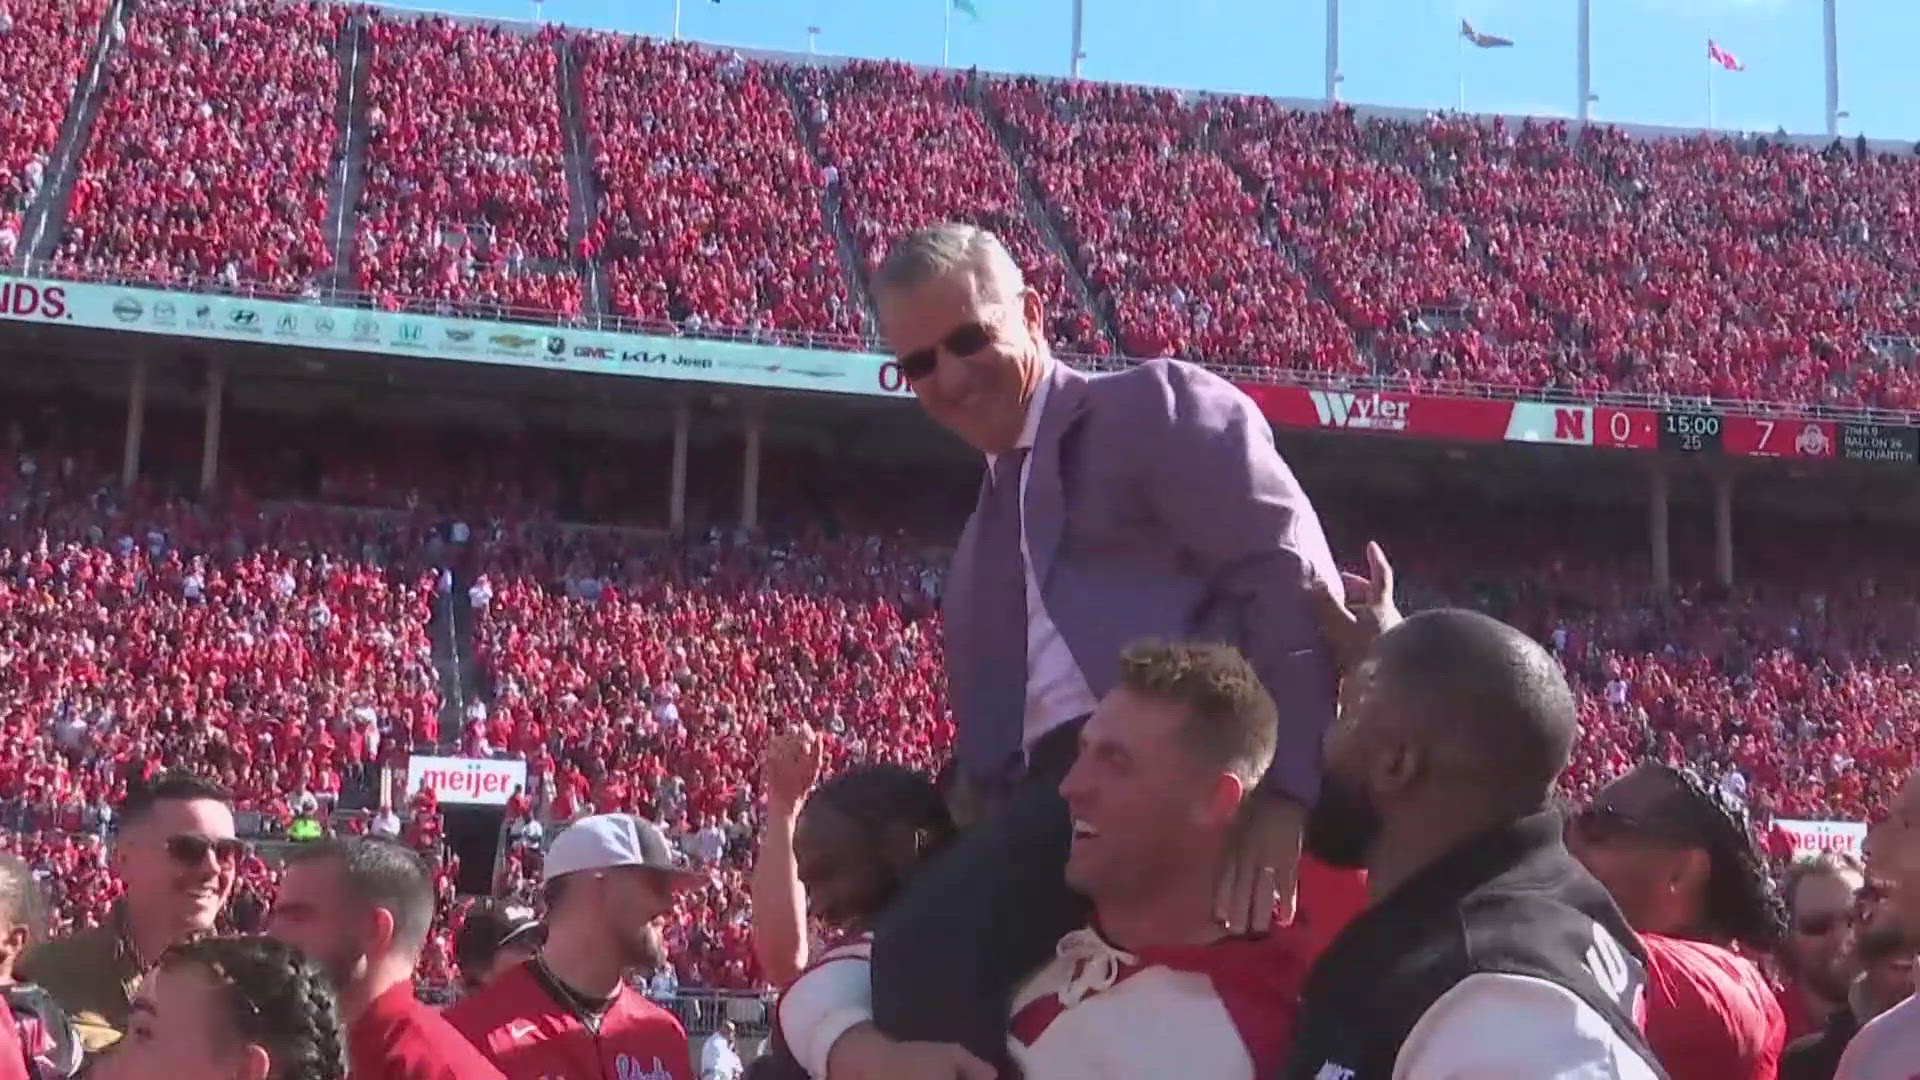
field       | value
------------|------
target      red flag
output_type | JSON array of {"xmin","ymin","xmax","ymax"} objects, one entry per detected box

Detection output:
[{"xmin": 1708, "ymin": 39, "xmax": 1744, "ymax": 71}]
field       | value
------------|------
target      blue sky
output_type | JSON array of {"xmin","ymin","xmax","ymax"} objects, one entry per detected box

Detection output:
[{"xmin": 437, "ymin": 0, "xmax": 1919, "ymax": 140}]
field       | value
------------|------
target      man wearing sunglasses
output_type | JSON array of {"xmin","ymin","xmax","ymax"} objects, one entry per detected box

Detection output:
[
  {"xmin": 19, "ymin": 773, "xmax": 239, "ymax": 1054},
  {"xmin": 1776, "ymin": 853, "xmax": 1867, "ymax": 1042},
  {"xmin": 850, "ymin": 223, "xmax": 1342, "ymax": 1074},
  {"xmin": 1834, "ymin": 769, "xmax": 1920, "ymax": 1080},
  {"xmin": 1567, "ymin": 762, "xmax": 1789, "ymax": 1079}
]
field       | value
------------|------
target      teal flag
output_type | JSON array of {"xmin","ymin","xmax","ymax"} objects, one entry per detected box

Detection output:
[{"xmin": 953, "ymin": 0, "xmax": 979, "ymax": 20}]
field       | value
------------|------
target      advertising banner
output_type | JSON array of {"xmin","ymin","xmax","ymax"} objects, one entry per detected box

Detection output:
[
  {"xmin": 1772, "ymin": 818, "xmax": 1868, "ymax": 860},
  {"xmin": 0, "ymin": 275, "xmax": 912, "ymax": 400},
  {"xmin": 405, "ymin": 755, "xmax": 528, "ymax": 806},
  {"xmin": 6, "ymin": 274, "xmax": 1916, "ymax": 465}
]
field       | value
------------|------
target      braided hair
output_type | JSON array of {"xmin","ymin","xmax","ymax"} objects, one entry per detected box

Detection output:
[
  {"xmin": 159, "ymin": 936, "xmax": 348, "ymax": 1080},
  {"xmin": 803, "ymin": 763, "xmax": 956, "ymax": 918},
  {"xmin": 808, "ymin": 764, "xmax": 958, "ymax": 858},
  {"xmin": 1650, "ymin": 763, "xmax": 1790, "ymax": 953}
]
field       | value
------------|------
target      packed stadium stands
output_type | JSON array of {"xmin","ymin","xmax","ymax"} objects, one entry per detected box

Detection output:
[
  {"xmin": 4, "ymin": 0, "xmax": 1920, "ymax": 1006},
  {"xmin": 0, "ymin": 0, "xmax": 107, "ymax": 264},
  {"xmin": 357, "ymin": 15, "xmax": 578, "ymax": 316},
  {"xmin": 53, "ymin": 0, "xmax": 344, "ymax": 293},
  {"xmin": 7, "ymin": 1, "xmax": 1920, "ymax": 411}
]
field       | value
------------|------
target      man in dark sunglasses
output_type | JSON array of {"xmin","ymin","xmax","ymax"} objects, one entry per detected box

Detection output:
[
  {"xmin": 1568, "ymin": 762, "xmax": 1789, "ymax": 1079},
  {"xmin": 18, "ymin": 773, "xmax": 237, "ymax": 1055},
  {"xmin": 1775, "ymin": 852, "xmax": 1866, "ymax": 1041},
  {"xmin": 845, "ymin": 222, "xmax": 1342, "ymax": 1075}
]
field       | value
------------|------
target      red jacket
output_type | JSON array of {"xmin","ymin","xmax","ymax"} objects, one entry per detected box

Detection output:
[
  {"xmin": 446, "ymin": 960, "xmax": 690, "ymax": 1080},
  {"xmin": 1640, "ymin": 934, "xmax": 1786, "ymax": 1080}
]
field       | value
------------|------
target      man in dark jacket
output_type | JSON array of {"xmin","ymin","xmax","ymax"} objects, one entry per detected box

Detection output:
[{"xmin": 1285, "ymin": 558, "xmax": 1663, "ymax": 1079}]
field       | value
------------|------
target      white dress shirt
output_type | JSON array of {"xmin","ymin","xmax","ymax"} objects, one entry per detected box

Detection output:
[{"xmin": 987, "ymin": 366, "xmax": 1100, "ymax": 752}]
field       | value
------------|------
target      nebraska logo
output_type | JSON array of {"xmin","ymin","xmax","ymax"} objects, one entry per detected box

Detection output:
[
  {"xmin": 1308, "ymin": 391, "xmax": 1409, "ymax": 432},
  {"xmin": 0, "ymin": 281, "xmax": 70, "ymax": 320}
]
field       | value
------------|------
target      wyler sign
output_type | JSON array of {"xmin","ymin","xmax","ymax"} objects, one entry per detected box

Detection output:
[{"xmin": 406, "ymin": 755, "xmax": 528, "ymax": 806}]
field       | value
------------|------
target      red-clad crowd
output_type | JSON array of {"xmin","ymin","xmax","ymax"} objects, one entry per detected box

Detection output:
[
  {"xmin": 0, "ymin": 0, "xmax": 104, "ymax": 263},
  {"xmin": 10, "ymin": 10, "xmax": 1920, "ymax": 412},
  {"xmin": 356, "ymin": 15, "xmax": 579, "ymax": 318},
  {"xmin": 576, "ymin": 37, "xmax": 859, "ymax": 341},
  {"xmin": 989, "ymin": 78, "xmax": 1361, "ymax": 372},
  {"xmin": 470, "ymin": 532, "xmax": 944, "ymax": 989},
  {"xmin": 792, "ymin": 59, "xmax": 1107, "ymax": 356},
  {"xmin": 55, "ymin": 0, "xmax": 342, "ymax": 293}
]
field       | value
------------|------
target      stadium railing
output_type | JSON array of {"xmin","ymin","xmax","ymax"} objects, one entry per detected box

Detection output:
[{"xmin": 20, "ymin": 263, "xmax": 1920, "ymax": 428}]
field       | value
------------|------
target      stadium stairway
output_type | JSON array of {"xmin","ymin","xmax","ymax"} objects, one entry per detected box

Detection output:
[
  {"xmin": 16, "ymin": 0, "xmax": 125, "ymax": 273},
  {"xmin": 1214, "ymin": 148, "xmax": 1389, "ymax": 374},
  {"xmin": 320, "ymin": 11, "xmax": 373, "ymax": 295},
  {"xmin": 428, "ymin": 565, "xmax": 479, "ymax": 756},
  {"xmin": 781, "ymin": 70, "xmax": 879, "ymax": 334},
  {"xmin": 974, "ymin": 85, "xmax": 1123, "ymax": 353},
  {"xmin": 554, "ymin": 37, "xmax": 609, "ymax": 318}
]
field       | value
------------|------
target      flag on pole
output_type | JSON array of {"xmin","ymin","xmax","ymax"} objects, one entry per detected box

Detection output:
[
  {"xmin": 953, "ymin": 0, "xmax": 979, "ymax": 20},
  {"xmin": 1459, "ymin": 19, "xmax": 1513, "ymax": 48},
  {"xmin": 1708, "ymin": 39, "xmax": 1744, "ymax": 71}
]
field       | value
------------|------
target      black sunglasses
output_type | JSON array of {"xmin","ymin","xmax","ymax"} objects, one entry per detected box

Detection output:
[
  {"xmin": 165, "ymin": 834, "xmax": 246, "ymax": 867},
  {"xmin": 897, "ymin": 321, "xmax": 995, "ymax": 382},
  {"xmin": 1796, "ymin": 911, "xmax": 1855, "ymax": 937}
]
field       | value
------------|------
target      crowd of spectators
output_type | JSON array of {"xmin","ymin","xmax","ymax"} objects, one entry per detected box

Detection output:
[
  {"xmin": 792, "ymin": 60, "xmax": 1106, "ymax": 355},
  {"xmin": 356, "ymin": 15, "xmax": 579, "ymax": 317},
  {"xmin": 576, "ymin": 37, "xmax": 859, "ymax": 341},
  {"xmin": 17, "ymin": 12, "xmax": 1920, "ymax": 411},
  {"xmin": 989, "ymin": 77, "xmax": 1361, "ymax": 372},
  {"xmin": 54, "ymin": 0, "xmax": 343, "ymax": 293},
  {"xmin": 0, "ymin": 0, "xmax": 105, "ymax": 265}
]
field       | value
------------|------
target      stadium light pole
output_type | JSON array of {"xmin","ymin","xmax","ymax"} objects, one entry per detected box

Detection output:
[
  {"xmin": 1324, "ymin": 0, "xmax": 1339, "ymax": 103},
  {"xmin": 1576, "ymin": 0, "xmax": 1592, "ymax": 125},
  {"xmin": 672, "ymin": 0, "xmax": 682, "ymax": 40},
  {"xmin": 1070, "ymin": 0, "xmax": 1084, "ymax": 78},
  {"xmin": 1823, "ymin": 0, "xmax": 1840, "ymax": 136},
  {"xmin": 808, "ymin": 25, "xmax": 820, "ymax": 54}
]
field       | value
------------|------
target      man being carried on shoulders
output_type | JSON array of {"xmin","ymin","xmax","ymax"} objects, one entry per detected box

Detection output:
[{"xmin": 817, "ymin": 641, "xmax": 1303, "ymax": 1080}]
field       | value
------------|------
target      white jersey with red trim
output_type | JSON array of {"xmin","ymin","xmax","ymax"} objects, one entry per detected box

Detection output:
[
  {"xmin": 774, "ymin": 934, "xmax": 875, "ymax": 1079},
  {"xmin": 1007, "ymin": 927, "xmax": 1300, "ymax": 1079}
]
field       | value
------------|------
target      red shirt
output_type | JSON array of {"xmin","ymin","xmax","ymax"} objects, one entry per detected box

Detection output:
[
  {"xmin": 445, "ymin": 960, "xmax": 690, "ymax": 1080},
  {"xmin": 1640, "ymin": 934, "xmax": 1786, "ymax": 1080},
  {"xmin": 348, "ymin": 981, "xmax": 505, "ymax": 1080}
]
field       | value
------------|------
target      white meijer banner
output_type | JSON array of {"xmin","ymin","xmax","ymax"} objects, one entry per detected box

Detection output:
[
  {"xmin": 406, "ymin": 755, "xmax": 527, "ymax": 806},
  {"xmin": 1774, "ymin": 818, "xmax": 1867, "ymax": 858}
]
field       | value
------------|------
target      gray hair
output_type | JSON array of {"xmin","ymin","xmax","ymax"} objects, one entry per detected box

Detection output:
[{"xmin": 874, "ymin": 222, "xmax": 1026, "ymax": 302}]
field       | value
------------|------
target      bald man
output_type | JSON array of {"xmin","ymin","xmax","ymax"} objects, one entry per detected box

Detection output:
[
  {"xmin": 1835, "ymin": 770, "xmax": 1920, "ymax": 1079},
  {"xmin": 1283, "ymin": 607, "xmax": 1662, "ymax": 1079}
]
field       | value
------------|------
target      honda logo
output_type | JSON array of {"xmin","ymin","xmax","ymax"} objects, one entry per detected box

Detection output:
[{"xmin": 1308, "ymin": 391, "xmax": 1409, "ymax": 432}]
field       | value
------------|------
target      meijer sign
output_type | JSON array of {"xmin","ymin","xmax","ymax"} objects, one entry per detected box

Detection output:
[{"xmin": 406, "ymin": 756, "xmax": 527, "ymax": 806}]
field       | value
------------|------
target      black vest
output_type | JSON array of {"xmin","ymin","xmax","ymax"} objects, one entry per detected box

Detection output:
[{"xmin": 1280, "ymin": 811, "xmax": 1666, "ymax": 1080}]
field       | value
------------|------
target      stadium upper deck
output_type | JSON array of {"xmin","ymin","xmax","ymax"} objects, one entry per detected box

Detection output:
[{"xmin": 3, "ymin": 0, "xmax": 1919, "ymax": 415}]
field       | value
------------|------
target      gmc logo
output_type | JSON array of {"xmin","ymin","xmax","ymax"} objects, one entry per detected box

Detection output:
[{"xmin": 573, "ymin": 345, "xmax": 611, "ymax": 359}]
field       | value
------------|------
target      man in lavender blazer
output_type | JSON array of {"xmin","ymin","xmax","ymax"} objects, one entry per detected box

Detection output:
[{"xmin": 828, "ymin": 223, "xmax": 1342, "ymax": 1079}]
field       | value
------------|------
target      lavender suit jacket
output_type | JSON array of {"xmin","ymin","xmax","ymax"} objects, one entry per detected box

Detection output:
[{"xmin": 942, "ymin": 357, "xmax": 1343, "ymax": 803}]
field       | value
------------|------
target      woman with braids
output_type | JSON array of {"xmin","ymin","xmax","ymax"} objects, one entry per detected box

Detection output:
[
  {"xmin": 1570, "ymin": 761, "xmax": 1790, "ymax": 1080},
  {"xmin": 747, "ymin": 730, "xmax": 958, "ymax": 1080},
  {"xmin": 90, "ymin": 936, "xmax": 347, "ymax": 1080}
]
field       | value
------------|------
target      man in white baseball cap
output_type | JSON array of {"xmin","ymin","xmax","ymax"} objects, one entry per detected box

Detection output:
[{"xmin": 448, "ymin": 814, "xmax": 701, "ymax": 1078}]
